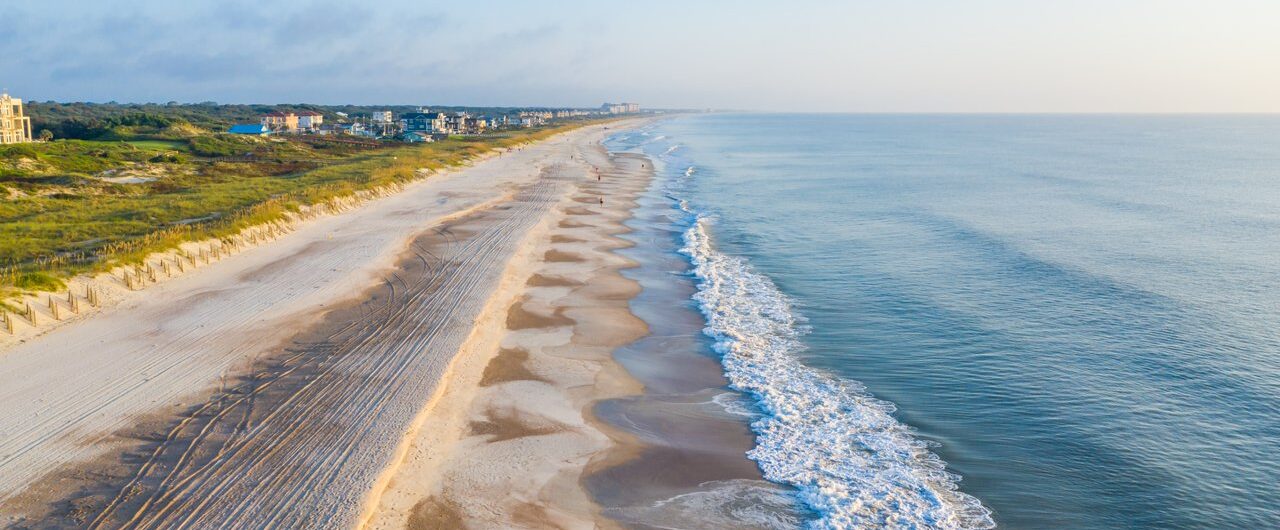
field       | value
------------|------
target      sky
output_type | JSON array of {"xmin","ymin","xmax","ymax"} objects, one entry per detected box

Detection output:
[{"xmin": 3, "ymin": 0, "xmax": 1278, "ymax": 112}]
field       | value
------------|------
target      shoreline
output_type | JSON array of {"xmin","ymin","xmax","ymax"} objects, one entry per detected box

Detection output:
[{"xmin": 0, "ymin": 121, "xmax": 645, "ymax": 527}]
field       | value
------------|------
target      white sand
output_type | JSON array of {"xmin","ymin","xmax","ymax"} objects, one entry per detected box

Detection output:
[
  {"xmin": 363, "ymin": 147, "xmax": 655, "ymax": 530},
  {"xmin": 0, "ymin": 122, "xmax": 630, "ymax": 526}
]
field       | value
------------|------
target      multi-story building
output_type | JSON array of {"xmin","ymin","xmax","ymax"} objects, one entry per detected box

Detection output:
[
  {"xmin": 370, "ymin": 111, "xmax": 393, "ymax": 124},
  {"xmin": 401, "ymin": 112, "xmax": 448, "ymax": 133},
  {"xmin": 296, "ymin": 110, "xmax": 324, "ymax": 131},
  {"xmin": 261, "ymin": 111, "xmax": 299, "ymax": 132},
  {"xmin": 517, "ymin": 111, "xmax": 549, "ymax": 127},
  {"xmin": 0, "ymin": 93, "xmax": 33, "ymax": 144},
  {"xmin": 601, "ymin": 102, "xmax": 640, "ymax": 114},
  {"xmin": 445, "ymin": 112, "xmax": 467, "ymax": 133}
]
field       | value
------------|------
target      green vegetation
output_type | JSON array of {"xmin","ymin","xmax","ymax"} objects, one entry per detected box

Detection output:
[{"xmin": 0, "ymin": 120, "xmax": 600, "ymax": 298}]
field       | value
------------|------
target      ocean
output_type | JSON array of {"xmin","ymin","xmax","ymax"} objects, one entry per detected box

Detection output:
[{"xmin": 600, "ymin": 114, "xmax": 1280, "ymax": 529}]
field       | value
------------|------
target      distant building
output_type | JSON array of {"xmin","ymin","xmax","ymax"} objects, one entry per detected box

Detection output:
[
  {"xmin": 445, "ymin": 112, "xmax": 467, "ymax": 133},
  {"xmin": 370, "ymin": 111, "xmax": 393, "ymax": 124},
  {"xmin": 401, "ymin": 112, "xmax": 448, "ymax": 133},
  {"xmin": 261, "ymin": 111, "xmax": 298, "ymax": 132},
  {"xmin": 516, "ymin": 111, "xmax": 549, "ymax": 127},
  {"xmin": 228, "ymin": 124, "xmax": 271, "ymax": 136},
  {"xmin": 601, "ymin": 102, "xmax": 640, "ymax": 114},
  {"xmin": 296, "ymin": 110, "xmax": 324, "ymax": 131},
  {"xmin": 0, "ymin": 93, "xmax": 33, "ymax": 144},
  {"xmin": 335, "ymin": 123, "xmax": 370, "ymax": 136},
  {"xmin": 399, "ymin": 131, "xmax": 435, "ymax": 143}
]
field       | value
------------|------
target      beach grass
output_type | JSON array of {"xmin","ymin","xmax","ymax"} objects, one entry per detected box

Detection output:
[{"xmin": 0, "ymin": 122, "xmax": 602, "ymax": 298}]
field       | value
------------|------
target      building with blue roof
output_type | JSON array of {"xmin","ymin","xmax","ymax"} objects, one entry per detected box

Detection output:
[{"xmin": 228, "ymin": 124, "xmax": 270, "ymax": 136}]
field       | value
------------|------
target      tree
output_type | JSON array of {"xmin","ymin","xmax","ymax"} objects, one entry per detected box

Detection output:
[{"xmin": 38, "ymin": 129, "xmax": 53, "ymax": 141}]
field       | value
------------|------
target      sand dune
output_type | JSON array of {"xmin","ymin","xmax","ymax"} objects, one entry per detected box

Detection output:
[{"xmin": 0, "ymin": 122, "xmax": 632, "ymax": 528}]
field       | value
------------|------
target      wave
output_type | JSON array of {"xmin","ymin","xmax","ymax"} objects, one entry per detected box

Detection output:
[
  {"xmin": 606, "ymin": 479, "xmax": 804, "ymax": 530},
  {"xmin": 678, "ymin": 211, "xmax": 995, "ymax": 530},
  {"xmin": 712, "ymin": 391, "xmax": 760, "ymax": 418}
]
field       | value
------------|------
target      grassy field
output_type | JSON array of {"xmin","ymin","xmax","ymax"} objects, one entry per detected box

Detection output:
[{"xmin": 0, "ymin": 123, "xmax": 599, "ymax": 297}]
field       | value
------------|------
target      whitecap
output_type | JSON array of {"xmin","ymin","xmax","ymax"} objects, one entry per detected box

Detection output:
[
  {"xmin": 712, "ymin": 391, "xmax": 761, "ymax": 418},
  {"xmin": 680, "ymin": 215, "xmax": 995, "ymax": 530},
  {"xmin": 605, "ymin": 479, "xmax": 804, "ymax": 530}
]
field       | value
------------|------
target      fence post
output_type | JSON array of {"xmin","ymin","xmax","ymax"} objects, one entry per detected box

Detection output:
[
  {"xmin": 3, "ymin": 311, "xmax": 12, "ymax": 334},
  {"xmin": 26, "ymin": 302, "xmax": 36, "ymax": 326},
  {"xmin": 49, "ymin": 296, "xmax": 60, "ymax": 321},
  {"xmin": 69, "ymin": 290, "xmax": 79, "ymax": 314}
]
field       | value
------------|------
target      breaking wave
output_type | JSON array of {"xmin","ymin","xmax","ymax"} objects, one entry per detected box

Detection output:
[{"xmin": 679, "ymin": 211, "xmax": 995, "ymax": 530}]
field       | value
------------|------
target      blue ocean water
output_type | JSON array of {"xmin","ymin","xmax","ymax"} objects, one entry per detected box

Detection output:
[{"xmin": 623, "ymin": 114, "xmax": 1280, "ymax": 529}]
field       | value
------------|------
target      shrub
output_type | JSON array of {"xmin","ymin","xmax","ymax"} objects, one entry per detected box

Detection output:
[{"xmin": 14, "ymin": 272, "xmax": 65, "ymax": 292}]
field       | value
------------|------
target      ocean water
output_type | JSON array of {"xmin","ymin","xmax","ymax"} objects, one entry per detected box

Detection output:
[{"xmin": 611, "ymin": 114, "xmax": 1280, "ymax": 529}]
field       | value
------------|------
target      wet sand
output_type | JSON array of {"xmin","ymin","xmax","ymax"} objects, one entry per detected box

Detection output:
[
  {"xmin": 582, "ymin": 146, "xmax": 804, "ymax": 529},
  {"xmin": 365, "ymin": 138, "xmax": 798, "ymax": 530}
]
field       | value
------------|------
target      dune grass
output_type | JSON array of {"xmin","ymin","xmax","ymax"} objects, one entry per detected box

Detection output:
[{"xmin": 0, "ymin": 122, "xmax": 601, "ymax": 298}]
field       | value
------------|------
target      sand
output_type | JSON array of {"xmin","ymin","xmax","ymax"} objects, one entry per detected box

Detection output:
[
  {"xmin": 361, "ymin": 149, "xmax": 656, "ymax": 529},
  {"xmin": 0, "ymin": 120, "xmax": 649, "ymax": 528}
]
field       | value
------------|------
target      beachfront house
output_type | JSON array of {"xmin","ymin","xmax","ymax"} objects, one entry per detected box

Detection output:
[
  {"xmin": 0, "ymin": 93, "xmax": 33, "ymax": 144},
  {"xmin": 401, "ymin": 112, "xmax": 448, "ymax": 134},
  {"xmin": 261, "ymin": 111, "xmax": 298, "ymax": 133},
  {"xmin": 297, "ymin": 110, "xmax": 324, "ymax": 131},
  {"xmin": 335, "ymin": 122, "xmax": 371, "ymax": 136},
  {"xmin": 228, "ymin": 124, "xmax": 271, "ymax": 136},
  {"xmin": 445, "ymin": 112, "xmax": 467, "ymax": 133},
  {"xmin": 399, "ymin": 131, "xmax": 435, "ymax": 143},
  {"xmin": 371, "ymin": 111, "xmax": 394, "ymax": 124}
]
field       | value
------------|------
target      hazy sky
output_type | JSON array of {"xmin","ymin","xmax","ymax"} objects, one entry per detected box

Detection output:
[{"xmin": 4, "ymin": 0, "xmax": 1278, "ymax": 112}]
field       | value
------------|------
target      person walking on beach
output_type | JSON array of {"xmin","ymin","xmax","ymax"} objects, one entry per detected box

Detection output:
[{"xmin": 599, "ymin": 197, "xmax": 604, "ymax": 206}]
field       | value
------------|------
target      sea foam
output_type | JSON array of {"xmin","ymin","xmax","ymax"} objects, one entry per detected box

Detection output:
[{"xmin": 679, "ymin": 213, "xmax": 995, "ymax": 530}]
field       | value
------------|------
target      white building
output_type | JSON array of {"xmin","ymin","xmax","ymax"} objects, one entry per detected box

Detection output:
[
  {"xmin": 601, "ymin": 102, "xmax": 640, "ymax": 114},
  {"xmin": 297, "ymin": 110, "xmax": 324, "ymax": 131},
  {"xmin": 1, "ymin": 93, "xmax": 33, "ymax": 144}
]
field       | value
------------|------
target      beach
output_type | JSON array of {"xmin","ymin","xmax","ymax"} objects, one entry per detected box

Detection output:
[
  {"xmin": 361, "ymin": 126, "xmax": 797, "ymax": 529},
  {"xmin": 0, "ymin": 120, "xmax": 662, "ymax": 528},
  {"xmin": 361, "ymin": 145, "xmax": 653, "ymax": 529}
]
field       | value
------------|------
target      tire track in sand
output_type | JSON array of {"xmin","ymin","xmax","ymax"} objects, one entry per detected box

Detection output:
[{"xmin": 72, "ymin": 171, "xmax": 570, "ymax": 529}]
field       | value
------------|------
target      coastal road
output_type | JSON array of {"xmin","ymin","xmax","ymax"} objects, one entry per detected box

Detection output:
[{"xmin": 0, "ymin": 125, "xmax": 613, "ymax": 527}]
